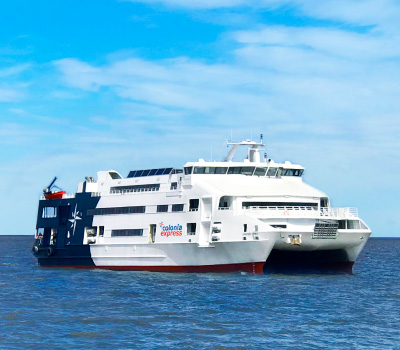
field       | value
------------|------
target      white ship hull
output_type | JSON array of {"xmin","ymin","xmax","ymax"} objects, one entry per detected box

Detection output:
[{"xmin": 90, "ymin": 239, "xmax": 274, "ymax": 273}]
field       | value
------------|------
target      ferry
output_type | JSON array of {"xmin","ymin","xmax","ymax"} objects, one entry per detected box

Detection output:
[{"xmin": 32, "ymin": 137, "xmax": 371, "ymax": 273}]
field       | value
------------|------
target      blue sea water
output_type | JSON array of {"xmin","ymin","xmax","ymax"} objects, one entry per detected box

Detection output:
[{"xmin": 0, "ymin": 237, "xmax": 399, "ymax": 350}]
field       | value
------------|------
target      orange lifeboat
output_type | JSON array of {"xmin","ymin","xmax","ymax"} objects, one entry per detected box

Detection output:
[{"xmin": 44, "ymin": 191, "xmax": 66, "ymax": 200}]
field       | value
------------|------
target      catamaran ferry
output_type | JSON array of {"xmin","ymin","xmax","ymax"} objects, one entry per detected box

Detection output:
[{"xmin": 32, "ymin": 138, "xmax": 371, "ymax": 273}]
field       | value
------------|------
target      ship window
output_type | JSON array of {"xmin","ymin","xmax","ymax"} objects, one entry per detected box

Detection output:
[
  {"xmin": 228, "ymin": 167, "xmax": 241, "ymax": 174},
  {"xmin": 360, "ymin": 221, "xmax": 368, "ymax": 229},
  {"xmin": 109, "ymin": 172, "xmax": 122, "ymax": 179},
  {"xmin": 240, "ymin": 167, "xmax": 255, "ymax": 176},
  {"xmin": 271, "ymin": 224, "xmax": 287, "ymax": 229},
  {"xmin": 170, "ymin": 182, "xmax": 178, "ymax": 190},
  {"xmin": 266, "ymin": 167, "xmax": 277, "ymax": 176},
  {"xmin": 282, "ymin": 169, "xmax": 304, "ymax": 176},
  {"xmin": 42, "ymin": 207, "xmax": 57, "ymax": 218},
  {"xmin": 254, "ymin": 167, "xmax": 267, "ymax": 176},
  {"xmin": 218, "ymin": 196, "xmax": 232, "ymax": 209},
  {"xmin": 141, "ymin": 169, "xmax": 150, "ymax": 176},
  {"xmin": 157, "ymin": 205, "xmax": 168, "ymax": 213},
  {"xmin": 187, "ymin": 223, "xmax": 196, "ymax": 235},
  {"xmin": 184, "ymin": 167, "xmax": 193, "ymax": 175},
  {"xmin": 99, "ymin": 226, "xmax": 104, "ymax": 237},
  {"xmin": 347, "ymin": 220, "xmax": 360, "ymax": 229},
  {"xmin": 243, "ymin": 224, "xmax": 247, "ymax": 232},
  {"xmin": 276, "ymin": 168, "xmax": 283, "ymax": 177},
  {"xmin": 172, "ymin": 204, "xmax": 184, "ymax": 212},
  {"xmin": 338, "ymin": 220, "xmax": 346, "ymax": 229},
  {"xmin": 194, "ymin": 167, "xmax": 206, "ymax": 174},
  {"xmin": 87, "ymin": 206, "xmax": 146, "ymax": 216},
  {"xmin": 149, "ymin": 169, "xmax": 158, "ymax": 176},
  {"xmin": 111, "ymin": 229, "xmax": 143, "ymax": 237},
  {"xmin": 205, "ymin": 167, "xmax": 216, "ymax": 174},
  {"xmin": 215, "ymin": 167, "xmax": 228, "ymax": 174},
  {"xmin": 189, "ymin": 199, "xmax": 199, "ymax": 211}
]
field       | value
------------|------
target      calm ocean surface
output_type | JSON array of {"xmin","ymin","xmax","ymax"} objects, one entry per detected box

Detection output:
[{"xmin": 0, "ymin": 236, "xmax": 399, "ymax": 350}]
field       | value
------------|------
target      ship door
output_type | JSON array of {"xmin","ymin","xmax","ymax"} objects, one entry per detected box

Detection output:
[{"xmin": 149, "ymin": 224, "xmax": 156, "ymax": 243}]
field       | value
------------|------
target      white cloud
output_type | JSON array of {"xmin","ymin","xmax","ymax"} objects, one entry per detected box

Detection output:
[
  {"xmin": 0, "ymin": 88, "xmax": 24, "ymax": 102},
  {"xmin": 0, "ymin": 63, "xmax": 31, "ymax": 78},
  {"xmin": 234, "ymin": 26, "xmax": 400, "ymax": 61}
]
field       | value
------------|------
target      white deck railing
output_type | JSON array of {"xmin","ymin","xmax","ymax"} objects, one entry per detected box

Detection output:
[{"xmin": 242, "ymin": 206, "xmax": 358, "ymax": 219}]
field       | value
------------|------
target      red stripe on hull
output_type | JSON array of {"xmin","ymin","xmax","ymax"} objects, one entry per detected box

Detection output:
[{"xmin": 40, "ymin": 262, "xmax": 265, "ymax": 274}]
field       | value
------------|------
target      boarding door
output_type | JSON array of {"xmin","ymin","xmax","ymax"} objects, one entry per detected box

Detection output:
[{"xmin": 149, "ymin": 224, "xmax": 156, "ymax": 243}]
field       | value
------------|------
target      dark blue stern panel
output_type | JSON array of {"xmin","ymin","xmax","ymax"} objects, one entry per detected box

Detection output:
[{"xmin": 33, "ymin": 193, "xmax": 101, "ymax": 266}]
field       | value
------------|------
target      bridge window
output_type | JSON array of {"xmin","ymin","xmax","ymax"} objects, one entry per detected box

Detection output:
[
  {"xmin": 266, "ymin": 167, "xmax": 277, "ymax": 176},
  {"xmin": 215, "ymin": 167, "xmax": 228, "ymax": 174},
  {"xmin": 240, "ymin": 167, "xmax": 255, "ymax": 176},
  {"xmin": 282, "ymin": 169, "xmax": 304, "ymax": 176},
  {"xmin": 254, "ymin": 167, "xmax": 267, "ymax": 176},
  {"xmin": 184, "ymin": 167, "xmax": 193, "ymax": 175}
]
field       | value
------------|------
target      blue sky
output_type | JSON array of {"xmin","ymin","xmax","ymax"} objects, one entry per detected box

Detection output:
[{"xmin": 1, "ymin": 0, "xmax": 399, "ymax": 236}]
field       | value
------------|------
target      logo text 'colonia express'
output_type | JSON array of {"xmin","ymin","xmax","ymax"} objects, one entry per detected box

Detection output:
[{"xmin": 160, "ymin": 224, "xmax": 183, "ymax": 237}]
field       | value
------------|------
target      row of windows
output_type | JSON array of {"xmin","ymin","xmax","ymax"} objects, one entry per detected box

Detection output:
[
  {"xmin": 87, "ymin": 206, "xmax": 146, "ymax": 216},
  {"xmin": 111, "ymin": 229, "xmax": 144, "ymax": 237},
  {"xmin": 110, "ymin": 184, "xmax": 160, "ymax": 193},
  {"xmin": 87, "ymin": 204, "xmax": 185, "ymax": 216},
  {"xmin": 127, "ymin": 168, "xmax": 183, "ymax": 178},
  {"xmin": 242, "ymin": 202, "xmax": 318, "ymax": 208},
  {"xmin": 185, "ymin": 166, "xmax": 303, "ymax": 177},
  {"xmin": 110, "ymin": 225, "xmax": 197, "ymax": 237},
  {"xmin": 157, "ymin": 204, "xmax": 184, "ymax": 212}
]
